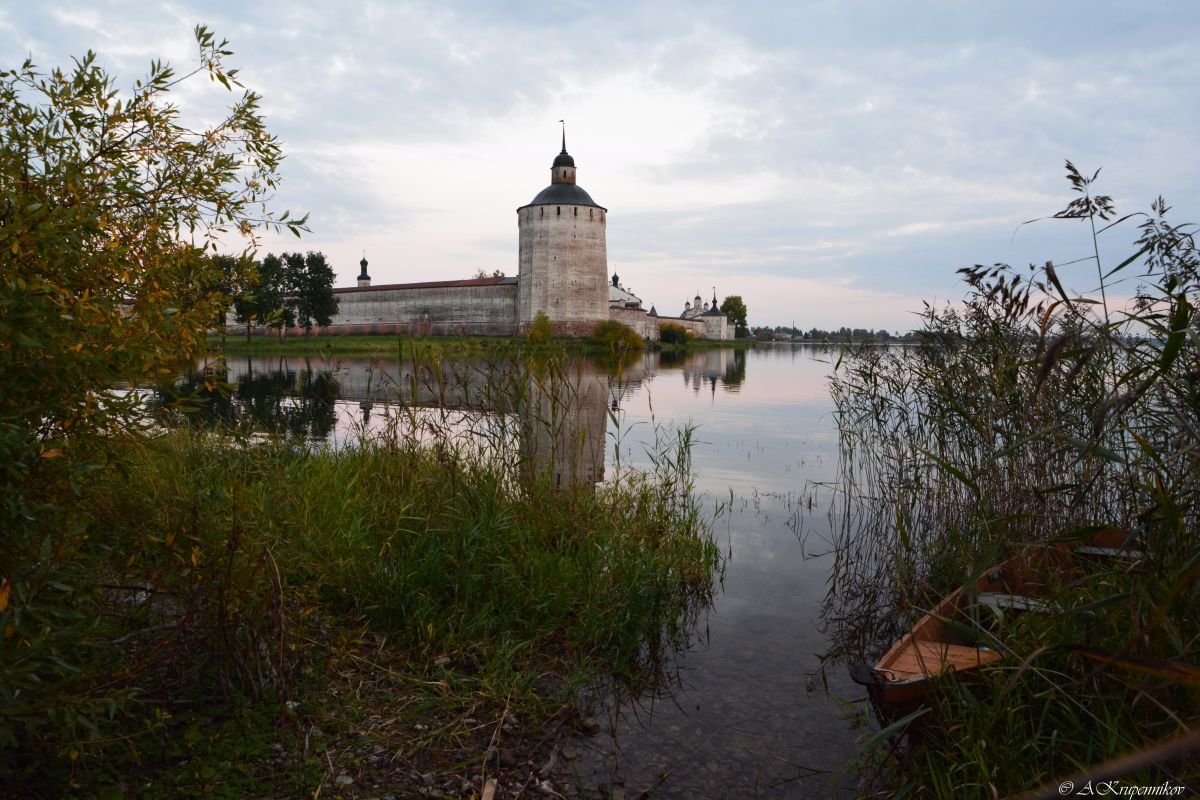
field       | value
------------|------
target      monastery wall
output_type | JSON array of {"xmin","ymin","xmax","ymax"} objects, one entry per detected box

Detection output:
[
  {"xmin": 608, "ymin": 307, "xmax": 661, "ymax": 340},
  {"xmin": 229, "ymin": 279, "xmax": 519, "ymax": 337}
]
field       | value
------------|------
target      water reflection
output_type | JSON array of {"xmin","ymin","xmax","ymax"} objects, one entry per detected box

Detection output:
[
  {"xmin": 155, "ymin": 358, "xmax": 339, "ymax": 441},
  {"xmin": 168, "ymin": 344, "xmax": 860, "ymax": 797}
]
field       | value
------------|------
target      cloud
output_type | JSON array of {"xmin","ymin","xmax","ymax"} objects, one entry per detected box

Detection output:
[{"xmin": 3, "ymin": 0, "xmax": 1197, "ymax": 332}]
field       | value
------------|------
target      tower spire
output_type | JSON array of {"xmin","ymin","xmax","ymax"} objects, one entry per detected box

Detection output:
[{"xmin": 558, "ymin": 119, "xmax": 566, "ymax": 153}]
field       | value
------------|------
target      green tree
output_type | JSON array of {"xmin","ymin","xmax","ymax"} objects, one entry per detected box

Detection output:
[
  {"xmin": 720, "ymin": 295, "xmax": 749, "ymax": 338},
  {"xmin": 0, "ymin": 26, "xmax": 306, "ymax": 440},
  {"xmin": 284, "ymin": 251, "xmax": 338, "ymax": 335},
  {"xmin": 234, "ymin": 252, "xmax": 290, "ymax": 340},
  {"xmin": 0, "ymin": 27, "xmax": 303, "ymax": 758}
]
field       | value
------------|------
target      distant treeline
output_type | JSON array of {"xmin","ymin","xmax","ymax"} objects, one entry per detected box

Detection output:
[{"xmin": 751, "ymin": 325, "xmax": 918, "ymax": 342}]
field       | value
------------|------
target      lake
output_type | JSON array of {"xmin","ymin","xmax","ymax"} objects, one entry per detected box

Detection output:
[{"xmin": 192, "ymin": 344, "xmax": 864, "ymax": 798}]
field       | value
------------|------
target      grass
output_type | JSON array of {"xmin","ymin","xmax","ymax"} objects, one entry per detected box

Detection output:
[
  {"xmin": 0, "ymin": 356, "xmax": 721, "ymax": 798},
  {"xmin": 823, "ymin": 167, "xmax": 1200, "ymax": 796}
]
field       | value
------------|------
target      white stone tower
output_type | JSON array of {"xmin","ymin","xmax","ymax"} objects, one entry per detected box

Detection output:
[{"xmin": 516, "ymin": 130, "xmax": 608, "ymax": 335}]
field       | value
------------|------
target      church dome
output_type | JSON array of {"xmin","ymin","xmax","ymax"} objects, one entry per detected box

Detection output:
[{"xmin": 553, "ymin": 151, "xmax": 575, "ymax": 168}]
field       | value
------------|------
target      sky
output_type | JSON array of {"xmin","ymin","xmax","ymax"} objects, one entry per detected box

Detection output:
[{"xmin": 3, "ymin": 1, "xmax": 1198, "ymax": 331}]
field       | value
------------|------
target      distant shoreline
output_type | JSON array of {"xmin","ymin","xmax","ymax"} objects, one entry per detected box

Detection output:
[{"xmin": 205, "ymin": 332, "xmax": 756, "ymax": 358}]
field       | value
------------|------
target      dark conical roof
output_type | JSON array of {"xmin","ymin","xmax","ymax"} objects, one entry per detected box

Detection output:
[{"xmin": 527, "ymin": 183, "xmax": 601, "ymax": 207}]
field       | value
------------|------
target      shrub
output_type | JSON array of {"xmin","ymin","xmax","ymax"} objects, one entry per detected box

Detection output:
[
  {"xmin": 590, "ymin": 320, "xmax": 644, "ymax": 354},
  {"xmin": 658, "ymin": 322, "xmax": 692, "ymax": 346},
  {"xmin": 0, "ymin": 27, "xmax": 303, "ymax": 773},
  {"xmin": 526, "ymin": 310, "xmax": 554, "ymax": 345}
]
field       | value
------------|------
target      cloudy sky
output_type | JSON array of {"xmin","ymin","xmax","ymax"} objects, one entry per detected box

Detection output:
[{"xmin": 4, "ymin": 1, "xmax": 1197, "ymax": 331}]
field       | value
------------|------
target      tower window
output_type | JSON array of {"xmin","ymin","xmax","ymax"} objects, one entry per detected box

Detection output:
[
  {"xmin": 556, "ymin": 207, "xmax": 560, "ymax": 216},
  {"xmin": 589, "ymin": 209, "xmax": 593, "ymax": 219},
  {"xmin": 573, "ymin": 207, "xmax": 577, "ymax": 216},
  {"xmin": 539, "ymin": 207, "xmax": 543, "ymax": 218}
]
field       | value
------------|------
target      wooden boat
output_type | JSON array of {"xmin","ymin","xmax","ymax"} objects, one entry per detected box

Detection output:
[{"xmin": 850, "ymin": 528, "xmax": 1141, "ymax": 726}]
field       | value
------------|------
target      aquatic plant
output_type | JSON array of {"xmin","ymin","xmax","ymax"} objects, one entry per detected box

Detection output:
[{"xmin": 826, "ymin": 163, "xmax": 1199, "ymax": 795}]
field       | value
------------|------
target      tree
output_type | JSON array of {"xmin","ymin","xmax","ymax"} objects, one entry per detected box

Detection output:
[
  {"xmin": 0, "ymin": 26, "xmax": 306, "ymax": 441},
  {"xmin": 0, "ymin": 27, "xmax": 303, "ymax": 762},
  {"xmin": 720, "ymin": 295, "xmax": 749, "ymax": 338},
  {"xmin": 284, "ymin": 251, "xmax": 338, "ymax": 335},
  {"xmin": 235, "ymin": 252, "xmax": 290, "ymax": 339}
]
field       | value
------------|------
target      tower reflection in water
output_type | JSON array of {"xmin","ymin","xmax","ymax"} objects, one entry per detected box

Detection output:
[{"xmin": 168, "ymin": 354, "xmax": 611, "ymax": 491}]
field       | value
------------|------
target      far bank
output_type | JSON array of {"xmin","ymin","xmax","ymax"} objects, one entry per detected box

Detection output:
[{"xmin": 206, "ymin": 332, "xmax": 756, "ymax": 359}]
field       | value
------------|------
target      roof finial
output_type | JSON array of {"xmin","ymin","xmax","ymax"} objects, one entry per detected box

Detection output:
[{"xmin": 558, "ymin": 119, "xmax": 566, "ymax": 154}]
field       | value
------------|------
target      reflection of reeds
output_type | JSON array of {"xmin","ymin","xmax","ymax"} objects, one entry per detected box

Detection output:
[{"xmin": 823, "ymin": 173, "xmax": 1200, "ymax": 794}]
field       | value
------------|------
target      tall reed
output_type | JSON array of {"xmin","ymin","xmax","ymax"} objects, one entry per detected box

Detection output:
[
  {"xmin": 1, "ymin": 346, "xmax": 721, "ymax": 795},
  {"xmin": 825, "ymin": 164, "xmax": 1200, "ymax": 795}
]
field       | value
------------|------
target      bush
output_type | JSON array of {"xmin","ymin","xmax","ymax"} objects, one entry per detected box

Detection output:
[
  {"xmin": 658, "ymin": 322, "xmax": 692, "ymax": 346},
  {"xmin": 0, "ymin": 27, "xmax": 303, "ymax": 775},
  {"xmin": 526, "ymin": 310, "xmax": 554, "ymax": 345},
  {"xmin": 590, "ymin": 320, "xmax": 644, "ymax": 354}
]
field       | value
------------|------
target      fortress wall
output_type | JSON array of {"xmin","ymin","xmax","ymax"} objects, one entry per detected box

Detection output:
[
  {"xmin": 608, "ymin": 307, "xmax": 661, "ymax": 340},
  {"xmin": 230, "ymin": 282, "xmax": 519, "ymax": 337}
]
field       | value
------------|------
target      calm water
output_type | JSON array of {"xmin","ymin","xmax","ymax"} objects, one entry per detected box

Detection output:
[{"xmin": 186, "ymin": 345, "xmax": 863, "ymax": 798}]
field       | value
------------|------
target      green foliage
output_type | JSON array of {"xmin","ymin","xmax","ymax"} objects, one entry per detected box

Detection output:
[
  {"xmin": 234, "ymin": 252, "xmax": 289, "ymax": 335},
  {"xmin": 0, "ymin": 27, "xmax": 305, "ymax": 784},
  {"xmin": 0, "ymin": 26, "xmax": 305, "ymax": 440},
  {"xmin": 719, "ymin": 295, "xmax": 749, "ymax": 337},
  {"xmin": 658, "ymin": 321, "xmax": 692, "ymax": 346},
  {"xmin": 589, "ymin": 319, "xmax": 644, "ymax": 354},
  {"xmin": 827, "ymin": 164, "xmax": 1200, "ymax": 794},
  {"xmin": 2, "ymin": 357, "xmax": 719, "ymax": 792},
  {"xmin": 284, "ymin": 251, "xmax": 338, "ymax": 334},
  {"xmin": 232, "ymin": 251, "xmax": 338, "ymax": 337},
  {"xmin": 527, "ymin": 310, "xmax": 554, "ymax": 345}
]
